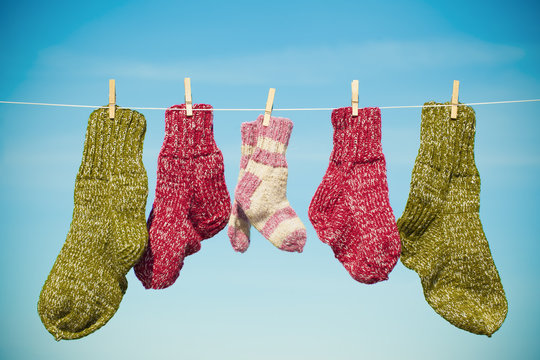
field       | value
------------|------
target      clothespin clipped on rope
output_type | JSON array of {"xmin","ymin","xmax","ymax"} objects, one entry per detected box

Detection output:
[
  {"xmin": 351, "ymin": 80, "xmax": 359, "ymax": 116},
  {"xmin": 184, "ymin": 77, "xmax": 193, "ymax": 116},
  {"xmin": 451, "ymin": 80, "xmax": 460, "ymax": 120},
  {"xmin": 108, "ymin": 79, "xmax": 116, "ymax": 119},
  {"xmin": 263, "ymin": 88, "xmax": 275, "ymax": 126}
]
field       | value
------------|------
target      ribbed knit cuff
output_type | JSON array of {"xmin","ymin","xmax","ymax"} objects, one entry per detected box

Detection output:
[
  {"xmin": 79, "ymin": 107, "xmax": 111, "ymax": 178},
  {"xmin": 79, "ymin": 106, "xmax": 145, "ymax": 178},
  {"xmin": 161, "ymin": 104, "xmax": 218, "ymax": 158},
  {"xmin": 330, "ymin": 106, "xmax": 383, "ymax": 163},
  {"xmin": 416, "ymin": 101, "xmax": 463, "ymax": 172},
  {"xmin": 241, "ymin": 121, "xmax": 257, "ymax": 148},
  {"xmin": 254, "ymin": 115, "xmax": 293, "ymax": 151},
  {"xmin": 240, "ymin": 121, "xmax": 257, "ymax": 169},
  {"xmin": 111, "ymin": 108, "xmax": 146, "ymax": 173},
  {"xmin": 250, "ymin": 115, "xmax": 292, "ymax": 168},
  {"xmin": 454, "ymin": 104, "xmax": 477, "ymax": 177}
]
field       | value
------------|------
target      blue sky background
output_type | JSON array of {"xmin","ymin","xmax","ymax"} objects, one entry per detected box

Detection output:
[{"xmin": 1, "ymin": 0, "xmax": 539, "ymax": 359}]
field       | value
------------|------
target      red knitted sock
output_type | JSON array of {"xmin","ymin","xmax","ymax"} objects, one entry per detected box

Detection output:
[
  {"xmin": 308, "ymin": 107, "xmax": 401, "ymax": 284},
  {"xmin": 188, "ymin": 105, "xmax": 231, "ymax": 239},
  {"xmin": 134, "ymin": 104, "xmax": 228, "ymax": 289}
]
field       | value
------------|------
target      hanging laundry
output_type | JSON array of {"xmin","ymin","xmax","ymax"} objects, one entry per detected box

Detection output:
[
  {"xmin": 38, "ymin": 107, "xmax": 149, "ymax": 340},
  {"xmin": 134, "ymin": 104, "xmax": 230, "ymax": 289},
  {"xmin": 309, "ymin": 107, "xmax": 400, "ymax": 284},
  {"xmin": 397, "ymin": 102, "xmax": 507, "ymax": 336},
  {"xmin": 231, "ymin": 115, "xmax": 307, "ymax": 252}
]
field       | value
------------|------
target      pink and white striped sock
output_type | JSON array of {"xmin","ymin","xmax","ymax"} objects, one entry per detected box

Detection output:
[
  {"xmin": 228, "ymin": 121, "xmax": 257, "ymax": 252},
  {"xmin": 234, "ymin": 115, "xmax": 306, "ymax": 252}
]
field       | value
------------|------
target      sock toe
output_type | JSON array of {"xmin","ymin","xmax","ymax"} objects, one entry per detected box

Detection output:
[
  {"xmin": 425, "ymin": 284, "xmax": 508, "ymax": 336},
  {"xmin": 39, "ymin": 269, "xmax": 124, "ymax": 340},
  {"xmin": 228, "ymin": 226, "xmax": 250, "ymax": 253},
  {"xmin": 346, "ymin": 261, "xmax": 389, "ymax": 284},
  {"xmin": 279, "ymin": 229, "xmax": 307, "ymax": 252}
]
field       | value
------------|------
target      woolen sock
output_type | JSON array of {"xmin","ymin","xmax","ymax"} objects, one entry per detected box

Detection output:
[
  {"xmin": 397, "ymin": 102, "xmax": 462, "ymax": 270},
  {"xmin": 235, "ymin": 115, "xmax": 306, "ymax": 252},
  {"xmin": 228, "ymin": 121, "xmax": 257, "ymax": 252},
  {"xmin": 109, "ymin": 109, "xmax": 149, "ymax": 275},
  {"xmin": 134, "ymin": 104, "xmax": 229, "ymax": 289},
  {"xmin": 38, "ymin": 107, "xmax": 148, "ymax": 340},
  {"xmin": 398, "ymin": 102, "xmax": 507, "ymax": 336},
  {"xmin": 189, "ymin": 105, "xmax": 231, "ymax": 239},
  {"xmin": 308, "ymin": 107, "xmax": 400, "ymax": 284}
]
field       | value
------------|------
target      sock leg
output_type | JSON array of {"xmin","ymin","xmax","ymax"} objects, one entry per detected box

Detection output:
[
  {"xmin": 228, "ymin": 121, "xmax": 257, "ymax": 252},
  {"xmin": 109, "ymin": 109, "xmax": 149, "ymax": 274},
  {"xmin": 309, "ymin": 162, "xmax": 346, "ymax": 245},
  {"xmin": 397, "ymin": 102, "xmax": 464, "ymax": 274},
  {"xmin": 186, "ymin": 105, "xmax": 231, "ymax": 239},
  {"xmin": 190, "ymin": 150, "xmax": 230, "ymax": 239}
]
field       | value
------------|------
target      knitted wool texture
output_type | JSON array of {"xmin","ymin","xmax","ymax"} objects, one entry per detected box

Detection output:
[
  {"xmin": 309, "ymin": 107, "xmax": 401, "ymax": 284},
  {"xmin": 134, "ymin": 104, "xmax": 230, "ymax": 289},
  {"xmin": 397, "ymin": 102, "xmax": 507, "ymax": 336},
  {"xmin": 234, "ymin": 115, "xmax": 306, "ymax": 252},
  {"xmin": 38, "ymin": 107, "xmax": 148, "ymax": 340},
  {"xmin": 228, "ymin": 121, "xmax": 257, "ymax": 252}
]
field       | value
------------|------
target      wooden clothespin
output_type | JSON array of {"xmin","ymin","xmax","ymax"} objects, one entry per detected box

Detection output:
[
  {"xmin": 451, "ymin": 80, "xmax": 459, "ymax": 120},
  {"xmin": 184, "ymin": 77, "xmax": 193, "ymax": 116},
  {"xmin": 351, "ymin": 80, "xmax": 359, "ymax": 116},
  {"xmin": 109, "ymin": 79, "xmax": 116, "ymax": 119},
  {"xmin": 263, "ymin": 88, "xmax": 275, "ymax": 126}
]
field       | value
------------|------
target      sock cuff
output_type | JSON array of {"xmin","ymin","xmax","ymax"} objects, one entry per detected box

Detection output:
[
  {"xmin": 454, "ymin": 104, "xmax": 478, "ymax": 176},
  {"xmin": 79, "ymin": 107, "xmax": 146, "ymax": 178},
  {"xmin": 240, "ymin": 121, "xmax": 257, "ymax": 169},
  {"xmin": 330, "ymin": 106, "xmax": 383, "ymax": 163},
  {"xmin": 111, "ymin": 108, "xmax": 146, "ymax": 174},
  {"xmin": 161, "ymin": 104, "xmax": 218, "ymax": 158},
  {"xmin": 416, "ymin": 101, "xmax": 465, "ymax": 171},
  {"xmin": 241, "ymin": 120, "xmax": 258, "ymax": 147},
  {"xmin": 249, "ymin": 115, "xmax": 292, "ymax": 168},
  {"xmin": 255, "ymin": 115, "xmax": 293, "ymax": 148}
]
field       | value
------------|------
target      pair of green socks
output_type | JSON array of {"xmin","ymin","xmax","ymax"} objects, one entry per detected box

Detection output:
[
  {"xmin": 398, "ymin": 102, "xmax": 508, "ymax": 336},
  {"xmin": 38, "ymin": 107, "xmax": 148, "ymax": 340}
]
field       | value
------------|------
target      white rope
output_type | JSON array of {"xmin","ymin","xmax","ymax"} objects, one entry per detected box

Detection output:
[
  {"xmin": 0, "ymin": 99, "xmax": 539, "ymax": 111},
  {"xmin": 0, "ymin": 101, "xmax": 103, "ymax": 108}
]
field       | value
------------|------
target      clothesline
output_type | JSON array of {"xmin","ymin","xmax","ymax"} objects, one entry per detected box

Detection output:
[{"xmin": 0, "ymin": 99, "xmax": 539, "ymax": 111}]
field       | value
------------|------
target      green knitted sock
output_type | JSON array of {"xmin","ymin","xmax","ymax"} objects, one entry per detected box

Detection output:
[
  {"xmin": 38, "ymin": 107, "xmax": 148, "ymax": 340},
  {"xmin": 108, "ymin": 108, "xmax": 148, "ymax": 276},
  {"xmin": 422, "ymin": 104, "xmax": 507, "ymax": 336},
  {"xmin": 398, "ymin": 102, "xmax": 508, "ymax": 336},
  {"xmin": 398, "ymin": 102, "xmax": 463, "ymax": 273}
]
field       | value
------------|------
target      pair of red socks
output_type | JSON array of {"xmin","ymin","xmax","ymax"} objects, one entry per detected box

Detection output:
[
  {"xmin": 134, "ymin": 104, "xmax": 230, "ymax": 289},
  {"xmin": 137, "ymin": 105, "xmax": 400, "ymax": 287},
  {"xmin": 309, "ymin": 107, "xmax": 401, "ymax": 284}
]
